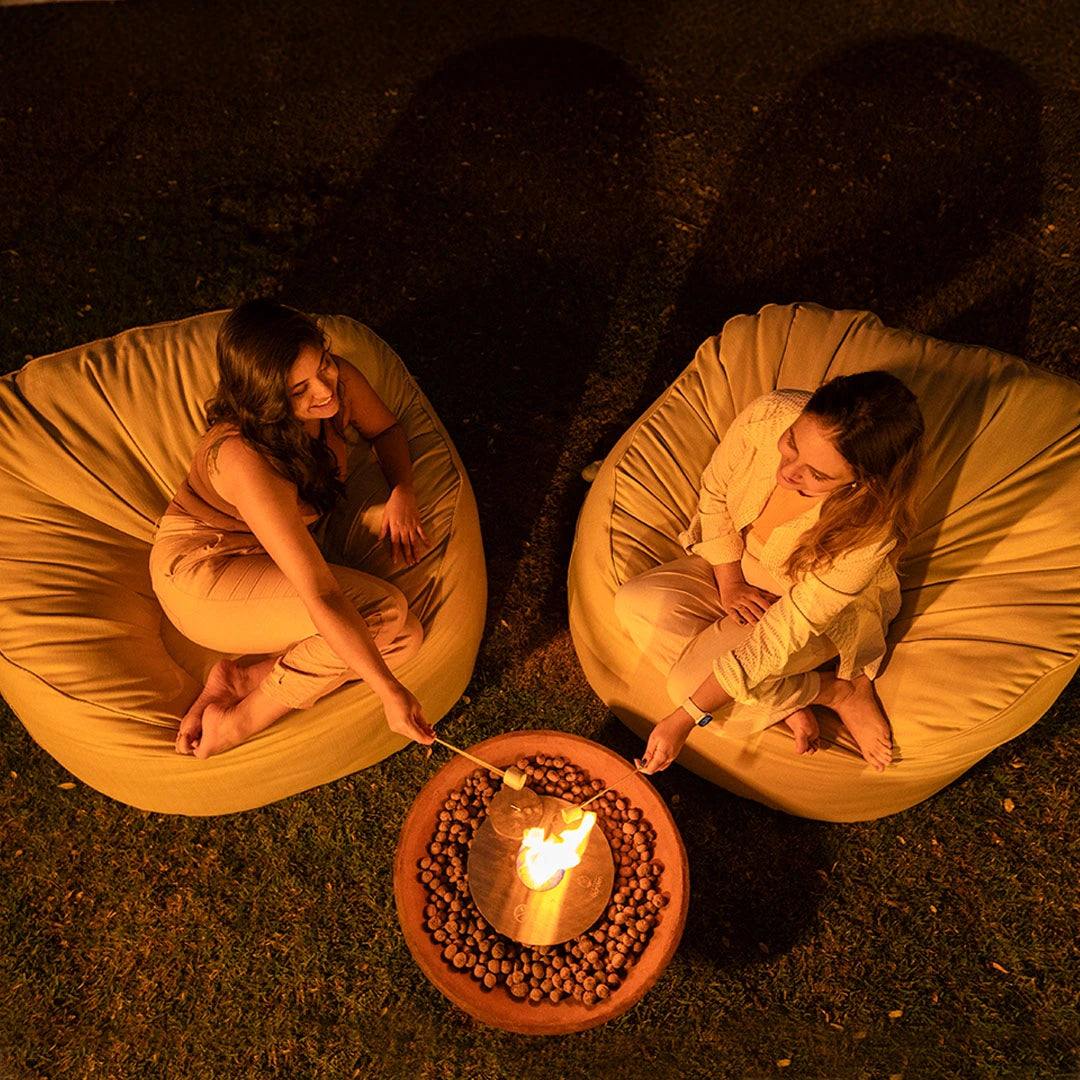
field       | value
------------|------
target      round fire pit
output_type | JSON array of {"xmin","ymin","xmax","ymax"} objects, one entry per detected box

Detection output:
[{"xmin": 394, "ymin": 731, "xmax": 689, "ymax": 1034}]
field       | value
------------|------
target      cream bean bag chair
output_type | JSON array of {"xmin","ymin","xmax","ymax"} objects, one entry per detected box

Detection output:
[
  {"xmin": 0, "ymin": 312, "xmax": 485, "ymax": 815},
  {"xmin": 569, "ymin": 302, "xmax": 1080, "ymax": 821}
]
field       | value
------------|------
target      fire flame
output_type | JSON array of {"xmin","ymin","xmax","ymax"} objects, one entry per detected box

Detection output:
[{"xmin": 516, "ymin": 811, "xmax": 596, "ymax": 891}]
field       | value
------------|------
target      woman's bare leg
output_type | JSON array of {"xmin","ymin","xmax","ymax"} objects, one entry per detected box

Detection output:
[
  {"xmin": 780, "ymin": 707, "xmax": 820, "ymax": 756},
  {"xmin": 176, "ymin": 656, "xmax": 277, "ymax": 755},
  {"xmin": 814, "ymin": 672, "xmax": 892, "ymax": 772}
]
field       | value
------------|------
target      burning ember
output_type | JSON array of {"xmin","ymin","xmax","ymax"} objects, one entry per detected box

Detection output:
[{"xmin": 516, "ymin": 813, "xmax": 596, "ymax": 892}]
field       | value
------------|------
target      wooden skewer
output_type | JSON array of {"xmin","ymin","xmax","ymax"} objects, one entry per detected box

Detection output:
[
  {"xmin": 566, "ymin": 764, "xmax": 643, "ymax": 817},
  {"xmin": 432, "ymin": 736, "xmax": 507, "ymax": 780}
]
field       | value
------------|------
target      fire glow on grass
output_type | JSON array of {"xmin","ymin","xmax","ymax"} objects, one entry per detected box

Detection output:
[{"xmin": 515, "ymin": 811, "xmax": 597, "ymax": 891}]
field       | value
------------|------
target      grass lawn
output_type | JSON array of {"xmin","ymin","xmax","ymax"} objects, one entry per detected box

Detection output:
[{"xmin": 2, "ymin": 2, "xmax": 1079, "ymax": 1077}]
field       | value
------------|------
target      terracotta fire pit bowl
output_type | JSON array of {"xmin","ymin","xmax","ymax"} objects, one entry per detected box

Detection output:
[{"xmin": 393, "ymin": 730, "xmax": 689, "ymax": 1034}]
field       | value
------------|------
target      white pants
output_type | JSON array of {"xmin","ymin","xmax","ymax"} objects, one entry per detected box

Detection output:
[{"xmin": 614, "ymin": 541, "xmax": 836, "ymax": 732}]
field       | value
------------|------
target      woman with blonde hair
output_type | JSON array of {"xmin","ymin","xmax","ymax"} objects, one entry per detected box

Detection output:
[
  {"xmin": 150, "ymin": 298, "xmax": 433, "ymax": 759},
  {"xmin": 615, "ymin": 370, "xmax": 924, "ymax": 775}
]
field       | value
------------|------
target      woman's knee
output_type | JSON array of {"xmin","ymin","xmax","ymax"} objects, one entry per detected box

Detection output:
[
  {"xmin": 370, "ymin": 580, "xmax": 408, "ymax": 634},
  {"xmin": 373, "ymin": 583, "xmax": 425, "ymax": 656},
  {"xmin": 329, "ymin": 566, "xmax": 417, "ymax": 652},
  {"xmin": 394, "ymin": 611, "xmax": 424, "ymax": 666},
  {"xmin": 614, "ymin": 575, "xmax": 652, "ymax": 639}
]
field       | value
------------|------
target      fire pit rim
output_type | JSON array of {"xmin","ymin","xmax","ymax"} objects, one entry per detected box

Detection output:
[{"xmin": 393, "ymin": 729, "xmax": 690, "ymax": 1035}]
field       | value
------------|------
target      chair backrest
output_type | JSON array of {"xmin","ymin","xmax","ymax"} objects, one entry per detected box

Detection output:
[
  {"xmin": 0, "ymin": 314, "xmax": 223, "ymax": 543},
  {"xmin": 611, "ymin": 303, "xmax": 1080, "ymax": 589}
]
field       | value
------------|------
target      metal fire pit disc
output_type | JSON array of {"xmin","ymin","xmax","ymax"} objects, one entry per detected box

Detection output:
[
  {"xmin": 485, "ymin": 782, "xmax": 543, "ymax": 839},
  {"xmin": 468, "ymin": 795, "xmax": 614, "ymax": 946}
]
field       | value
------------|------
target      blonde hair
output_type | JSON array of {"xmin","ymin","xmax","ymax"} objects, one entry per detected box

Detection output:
[{"xmin": 785, "ymin": 371, "xmax": 924, "ymax": 578}]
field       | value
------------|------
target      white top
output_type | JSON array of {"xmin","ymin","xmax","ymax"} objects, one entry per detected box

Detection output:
[{"xmin": 678, "ymin": 390, "xmax": 901, "ymax": 702}]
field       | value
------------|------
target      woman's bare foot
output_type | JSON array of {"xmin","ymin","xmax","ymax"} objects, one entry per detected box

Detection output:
[
  {"xmin": 820, "ymin": 673, "xmax": 892, "ymax": 772},
  {"xmin": 781, "ymin": 707, "xmax": 820, "ymax": 756},
  {"xmin": 192, "ymin": 686, "xmax": 292, "ymax": 760},
  {"xmin": 191, "ymin": 700, "xmax": 248, "ymax": 759},
  {"xmin": 176, "ymin": 657, "xmax": 274, "ymax": 755}
]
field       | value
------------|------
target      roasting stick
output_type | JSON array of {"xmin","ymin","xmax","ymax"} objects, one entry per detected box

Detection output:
[
  {"xmin": 431, "ymin": 737, "xmax": 638, "ymax": 804},
  {"xmin": 432, "ymin": 736, "xmax": 509, "ymax": 781},
  {"xmin": 561, "ymin": 763, "xmax": 644, "ymax": 823},
  {"xmin": 578, "ymin": 764, "xmax": 643, "ymax": 809}
]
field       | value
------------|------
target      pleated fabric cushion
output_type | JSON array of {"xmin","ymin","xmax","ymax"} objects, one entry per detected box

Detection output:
[
  {"xmin": 568, "ymin": 302, "xmax": 1080, "ymax": 821},
  {"xmin": 0, "ymin": 312, "xmax": 485, "ymax": 815}
]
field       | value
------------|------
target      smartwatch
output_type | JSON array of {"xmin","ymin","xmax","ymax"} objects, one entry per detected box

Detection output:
[{"xmin": 681, "ymin": 695, "xmax": 713, "ymax": 727}]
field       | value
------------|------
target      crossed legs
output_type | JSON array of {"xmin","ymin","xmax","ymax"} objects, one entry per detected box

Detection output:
[
  {"xmin": 616, "ymin": 554, "xmax": 893, "ymax": 771},
  {"xmin": 160, "ymin": 554, "xmax": 422, "ymax": 758}
]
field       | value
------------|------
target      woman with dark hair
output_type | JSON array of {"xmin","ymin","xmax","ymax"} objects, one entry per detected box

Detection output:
[
  {"xmin": 150, "ymin": 299, "xmax": 433, "ymax": 759},
  {"xmin": 615, "ymin": 371, "xmax": 924, "ymax": 775}
]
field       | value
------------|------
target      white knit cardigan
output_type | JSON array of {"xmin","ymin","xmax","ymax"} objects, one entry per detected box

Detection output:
[{"xmin": 678, "ymin": 390, "xmax": 901, "ymax": 704}]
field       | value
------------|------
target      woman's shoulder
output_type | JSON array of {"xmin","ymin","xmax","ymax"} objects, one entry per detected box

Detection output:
[
  {"xmin": 198, "ymin": 421, "xmax": 239, "ymax": 460},
  {"xmin": 725, "ymin": 388, "xmax": 811, "ymax": 443},
  {"xmin": 330, "ymin": 354, "xmax": 366, "ymax": 422},
  {"xmin": 199, "ymin": 423, "xmax": 277, "ymax": 480},
  {"xmin": 332, "ymin": 353, "xmax": 400, "ymax": 439},
  {"xmin": 199, "ymin": 420, "xmax": 241, "ymax": 444},
  {"xmin": 333, "ymin": 353, "xmax": 368, "ymax": 396},
  {"xmin": 740, "ymin": 388, "xmax": 812, "ymax": 423}
]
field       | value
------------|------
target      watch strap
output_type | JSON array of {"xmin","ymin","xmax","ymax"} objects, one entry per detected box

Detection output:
[{"xmin": 681, "ymin": 696, "xmax": 713, "ymax": 727}]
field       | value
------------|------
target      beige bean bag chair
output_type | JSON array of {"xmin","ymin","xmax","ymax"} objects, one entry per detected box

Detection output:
[
  {"xmin": 569, "ymin": 302, "xmax": 1080, "ymax": 821},
  {"xmin": 0, "ymin": 312, "xmax": 485, "ymax": 815}
]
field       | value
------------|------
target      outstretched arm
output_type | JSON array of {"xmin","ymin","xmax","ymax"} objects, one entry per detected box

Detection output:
[
  {"xmin": 212, "ymin": 436, "xmax": 433, "ymax": 744},
  {"xmin": 639, "ymin": 673, "xmax": 731, "ymax": 774}
]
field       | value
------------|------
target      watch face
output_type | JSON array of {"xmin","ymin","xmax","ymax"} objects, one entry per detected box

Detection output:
[{"xmin": 696, "ymin": 715, "xmax": 713, "ymax": 727}]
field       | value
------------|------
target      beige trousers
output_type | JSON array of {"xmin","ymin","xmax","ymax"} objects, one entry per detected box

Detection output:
[
  {"xmin": 150, "ymin": 520, "xmax": 422, "ymax": 711},
  {"xmin": 614, "ymin": 537, "xmax": 835, "ymax": 732}
]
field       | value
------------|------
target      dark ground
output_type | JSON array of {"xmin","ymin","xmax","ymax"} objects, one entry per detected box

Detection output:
[{"xmin": 2, "ymin": 2, "xmax": 1079, "ymax": 1079}]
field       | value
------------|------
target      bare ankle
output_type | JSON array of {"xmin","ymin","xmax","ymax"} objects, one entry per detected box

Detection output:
[{"xmin": 814, "ymin": 672, "xmax": 853, "ymax": 710}]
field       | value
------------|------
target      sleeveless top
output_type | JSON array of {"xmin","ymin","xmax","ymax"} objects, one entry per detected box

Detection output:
[{"xmin": 160, "ymin": 423, "xmax": 321, "ymax": 535}]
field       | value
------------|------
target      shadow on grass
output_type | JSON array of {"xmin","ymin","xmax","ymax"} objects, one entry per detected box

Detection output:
[
  {"xmin": 594, "ymin": 713, "xmax": 832, "ymax": 972},
  {"xmin": 634, "ymin": 32, "xmax": 1043, "ymax": 411},
  {"xmin": 577, "ymin": 34, "xmax": 1052, "ymax": 874},
  {"xmin": 284, "ymin": 36, "xmax": 657, "ymax": 656}
]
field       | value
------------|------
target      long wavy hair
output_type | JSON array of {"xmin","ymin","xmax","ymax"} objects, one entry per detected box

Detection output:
[
  {"xmin": 205, "ymin": 299, "xmax": 345, "ymax": 516},
  {"xmin": 785, "ymin": 370, "xmax": 924, "ymax": 578}
]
